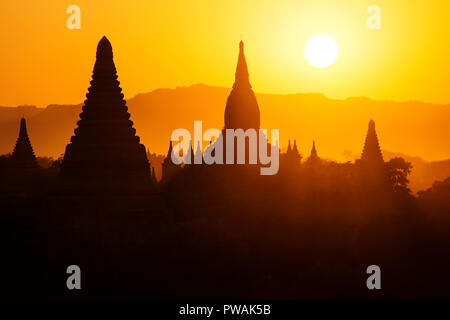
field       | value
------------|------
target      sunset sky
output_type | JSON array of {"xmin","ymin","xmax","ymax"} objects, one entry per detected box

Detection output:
[{"xmin": 1, "ymin": 0, "xmax": 450, "ymax": 107}]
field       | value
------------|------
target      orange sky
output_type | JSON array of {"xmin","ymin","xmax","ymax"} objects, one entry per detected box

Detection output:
[{"xmin": 1, "ymin": 0, "xmax": 450, "ymax": 107}]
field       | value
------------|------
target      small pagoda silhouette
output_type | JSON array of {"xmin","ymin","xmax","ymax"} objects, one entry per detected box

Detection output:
[
  {"xmin": 284, "ymin": 139, "xmax": 302, "ymax": 168},
  {"xmin": 11, "ymin": 117, "xmax": 38, "ymax": 168},
  {"xmin": 361, "ymin": 119, "xmax": 384, "ymax": 165},
  {"xmin": 162, "ymin": 140, "xmax": 181, "ymax": 182},
  {"xmin": 305, "ymin": 140, "xmax": 321, "ymax": 165},
  {"xmin": 60, "ymin": 36, "xmax": 150, "ymax": 186}
]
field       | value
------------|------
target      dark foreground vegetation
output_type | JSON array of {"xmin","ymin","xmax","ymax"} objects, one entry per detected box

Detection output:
[{"xmin": 1, "ymin": 154, "xmax": 449, "ymax": 299}]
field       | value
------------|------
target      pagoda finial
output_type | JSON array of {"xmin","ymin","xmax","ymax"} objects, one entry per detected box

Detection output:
[
  {"xmin": 287, "ymin": 140, "xmax": 292, "ymax": 154},
  {"xmin": 292, "ymin": 140, "xmax": 299, "ymax": 155},
  {"xmin": 96, "ymin": 36, "xmax": 113, "ymax": 60},
  {"xmin": 184, "ymin": 140, "xmax": 194, "ymax": 165},
  {"xmin": 233, "ymin": 41, "xmax": 251, "ymax": 89},
  {"xmin": 309, "ymin": 140, "xmax": 319, "ymax": 160},
  {"xmin": 194, "ymin": 140, "xmax": 202, "ymax": 164}
]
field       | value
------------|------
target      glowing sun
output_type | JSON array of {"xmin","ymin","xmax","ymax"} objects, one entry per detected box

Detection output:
[{"xmin": 305, "ymin": 36, "xmax": 338, "ymax": 68}]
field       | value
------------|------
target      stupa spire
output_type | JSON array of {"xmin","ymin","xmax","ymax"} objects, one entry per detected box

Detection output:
[
  {"xmin": 184, "ymin": 140, "xmax": 194, "ymax": 165},
  {"xmin": 233, "ymin": 41, "xmax": 251, "ymax": 90},
  {"xmin": 287, "ymin": 140, "xmax": 292, "ymax": 154},
  {"xmin": 309, "ymin": 140, "xmax": 319, "ymax": 160},
  {"xmin": 162, "ymin": 140, "xmax": 181, "ymax": 182},
  {"xmin": 97, "ymin": 36, "xmax": 113, "ymax": 60},
  {"xmin": 11, "ymin": 117, "xmax": 38, "ymax": 168},
  {"xmin": 224, "ymin": 41, "xmax": 260, "ymax": 130},
  {"xmin": 194, "ymin": 140, "xmax": 203, "ymax": 164},
  {"xmin": 292, "ymin": 140, "xmax": 299, "ymax": 155}
]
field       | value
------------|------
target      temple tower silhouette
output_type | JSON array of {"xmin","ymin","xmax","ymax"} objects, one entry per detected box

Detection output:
[
  {"xmin": 162, "ymin": 141, "xmax": 181, "ymax": 182},
  {"xmin": 286, "ymin": 140, "xmax": 292, "ymax": 155},
  {"xmin": 184, "ymin": 140, "xmax": 195, "ymax": 165},
  {"xmin": 194, "ymin": 140, "xmax": 203, "ymax": 164},
  {"xmin": 361, "ymin": 119, "xmax": 384, "ymax": 165},
  {"xmin": 282, "ymin": 139, "xmax": 301, "ymax": 170},
  {"xmin": 224, "ymin": 41, "xmax": 260, "ymax": 130},
  {"xmin": 11, "ymin": 117, "xmax": 38, "ymax": 168},
  {"xmin": 219, "ymin": 41, "xmax": 266, "ymax": 167},
  {"xmin": 292, "ymin": 140, "xmax": 301, "ymax": 162},
  {"xmin": 304, "ymin": 140, "xmax": 322, "ymax": 170},
  {"xmin": 60, "ymin": 36, "xmax": 150, "ymax": 185},
  {"xmin": 285, "ymin": 139, "xmax": 301, "ymax": 163},
  {"xmin": 309, "ymin": 141, "xmax": 318, "ymax": 160},
  {"xmin": 306, "ymin": 140, "xmax": 320, "ymax": 162}
]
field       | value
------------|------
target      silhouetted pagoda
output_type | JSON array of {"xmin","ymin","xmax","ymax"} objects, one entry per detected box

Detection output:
[
  {"xmin": 361, "ymin": 119, "xmax": 384, "ymax": 165},
  {"xmin": 162, "ymin": 141, "xmax": 181, "ymax": 182},
  {"xmin": 219, "ymin": 41, "xmax": 268, "ymax": 166},
  {"xmin": 284, "ymin": 139, "xmax": 301, "ymax": 167},
  {"xmin": 292, "ymin": 140, "xmax": 301, "ymax": 162},
  {"xmin": 286, "ymin": 140, "xmax": 292, "ymax": 154},
  {"xmin": 194, "ymin": 141, "xmax": 203, "ymax": 164},
  {"xmin": 224, "ymin": 41, "xmax": 260, "ymax": 130},
  {"xmin": 184, "ymin": 140, "xmax": 194, "ymax": 165},
  {"xmin": 60, "ymin": 36, "xmax": 150, "ymax": 186},
  {"xmin": 11, "ymin": 117, "xmax": 38, "ymax": 168},
  {"xmin": 306, "ymin": 140, "xmax": 321, "ymax": 162}
]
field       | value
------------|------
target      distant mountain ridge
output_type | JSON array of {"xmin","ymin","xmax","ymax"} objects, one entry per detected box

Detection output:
[{"xmin": 0, "ymin": 83, "xmax": 449, "ymax": 164}]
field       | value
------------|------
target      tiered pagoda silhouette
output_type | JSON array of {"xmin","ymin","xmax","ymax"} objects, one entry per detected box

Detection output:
[
  {"xmin": 354, "ymin": 119, "xmax": 389, "ymax": 188},
  {"xmin": 360, "ymin": 119, "xmax": 384, "ymax": 165},
  {"xmin": 11, "ymin": 117, "xmax": 38, "ymax": 168},
  {"xmin": 60, "ymin": 36, "xmax": 150, "ymax": 188}
]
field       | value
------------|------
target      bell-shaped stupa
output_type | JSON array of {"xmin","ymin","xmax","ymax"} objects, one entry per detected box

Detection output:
[{"xmin": 224, "ymin": 41, "xmax": 260, "ymax": 130}]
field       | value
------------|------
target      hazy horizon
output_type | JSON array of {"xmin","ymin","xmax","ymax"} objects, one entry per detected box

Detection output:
[{"xmin": 4, "ymin": 82, "xmax": 450, "ymax": 109}]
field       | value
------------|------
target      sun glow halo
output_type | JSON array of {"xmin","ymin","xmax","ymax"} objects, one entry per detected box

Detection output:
[{"xmin": 305, "ymin": 36, "xmax": 338, "ymax": 68}]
